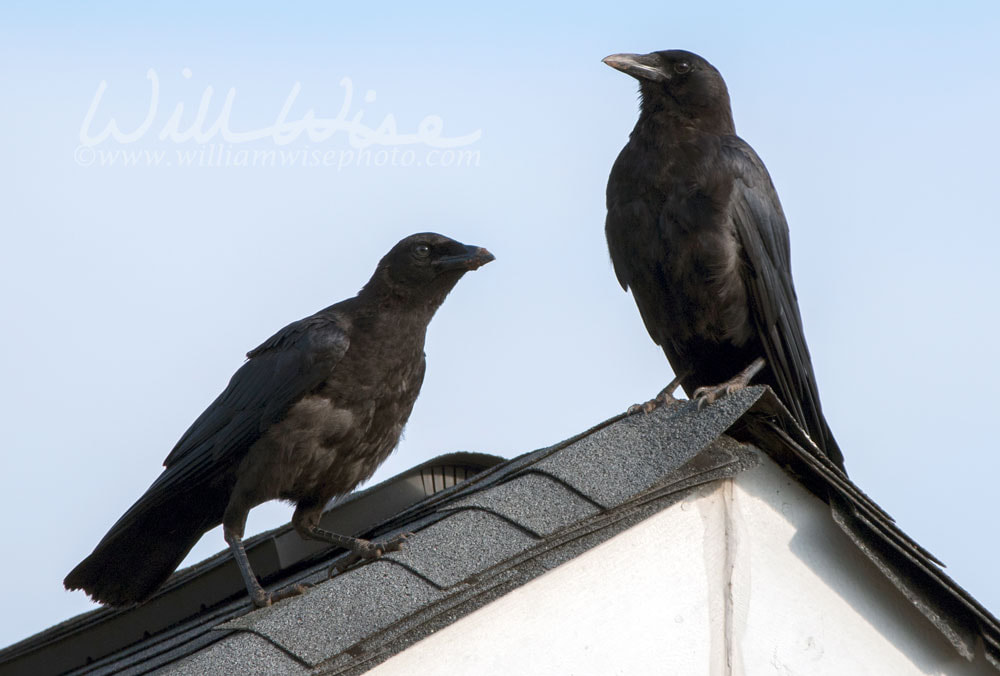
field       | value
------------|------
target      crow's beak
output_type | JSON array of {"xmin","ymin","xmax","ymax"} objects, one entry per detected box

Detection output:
[
  {"xmin": 602, "ymin": 53, "xmax": 668, "ymax": 83},
  {"xmin": 435, "ymin": 245, "xmax": 495, "ymax": 272}
]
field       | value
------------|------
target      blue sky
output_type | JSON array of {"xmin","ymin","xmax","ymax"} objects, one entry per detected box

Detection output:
[{"xmin": 1, "ymin": 1, "xmax": 998, "ymax": 648}]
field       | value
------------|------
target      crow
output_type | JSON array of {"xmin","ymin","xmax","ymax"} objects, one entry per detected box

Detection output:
[
  {"xmin": 65, "ymin": 233, "xmax": 494, "ymax": 607},
  {"xmin": 603, "ymin": 49, "xmax": 844, "ymax": 471}
]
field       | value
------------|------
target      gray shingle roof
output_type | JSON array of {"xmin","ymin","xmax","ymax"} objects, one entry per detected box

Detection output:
[{"xmin": 2, "ymin": 386, "xmax": 998, "ymax": 675}]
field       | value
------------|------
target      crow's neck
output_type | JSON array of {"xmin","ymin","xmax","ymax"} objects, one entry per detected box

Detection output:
[
  {"xmin": 355, "ymin": 282, "xmax": 452, "ymax": 336},
  {"xmin": 635, "ymin": 99, "xmax": 735, "ymax": 143}
]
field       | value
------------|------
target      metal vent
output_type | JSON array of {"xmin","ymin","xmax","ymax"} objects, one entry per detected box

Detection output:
[{"xmin": 419, "ymin": 463, "xmax": 479, "ymax": 495}]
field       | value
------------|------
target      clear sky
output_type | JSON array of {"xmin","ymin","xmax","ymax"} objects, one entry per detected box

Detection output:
[{"xmin": 1, "ymin": 0, "xmax": 998, "ymax": 649}]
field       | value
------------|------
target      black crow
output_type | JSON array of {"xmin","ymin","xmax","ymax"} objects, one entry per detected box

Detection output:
[
  {"xmin": 603, "ymin": 49, "xmax": 844, "ymax": 471},
  {"xmin": 65, "ymin": 233, "xmax": 494, "ymax": 607}
]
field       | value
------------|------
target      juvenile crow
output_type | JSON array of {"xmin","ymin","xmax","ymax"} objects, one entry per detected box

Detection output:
[
  {"xmin": 603, "ymin": 49, "xmax": 844, "ymax": 471},
  {"xmin": 65, "ymin": 233, "xmax": 494, "ymax": 607}
]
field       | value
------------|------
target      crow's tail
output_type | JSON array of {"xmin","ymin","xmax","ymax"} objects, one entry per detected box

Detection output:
[{"xmin": 64, "ymin": 480, "xmax": 226, "ymax": 607}]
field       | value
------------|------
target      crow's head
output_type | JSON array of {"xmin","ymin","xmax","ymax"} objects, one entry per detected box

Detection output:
[
  {"xmin": 370, "ymin": 232, "xmax": 494, "ymax": 302},
  {"xmin": 603, "ymin": 49, "xmax": 734, "ymax": 133}
]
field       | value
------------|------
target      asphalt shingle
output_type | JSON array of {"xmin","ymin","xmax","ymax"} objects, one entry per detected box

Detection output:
[
  {"xmin": 448, "ymin": 471, "xmax": 602, "ymax": 537},
  {"xmin": 161, "ymin": 632, "xmax": 307, "ymax": 676},
  {"xmin": 534, "ymin": 387, "xmax": 763, "ymax": 508},
  {"xmin": 220, "ymin": 563, "xmax": 445, "ymax": 667},
  {"xmin": 383, "ymin": 509, "xmax": 539, "ymax": 589}
]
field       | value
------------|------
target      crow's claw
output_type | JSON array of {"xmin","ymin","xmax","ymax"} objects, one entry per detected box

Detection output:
[
  {"xmin": 251, "ymin": 582, "xmax": 309, "ymax": 608},
  {"xmin": 327, "ymin": 532, "xmax": 413, "ymax": 578}
]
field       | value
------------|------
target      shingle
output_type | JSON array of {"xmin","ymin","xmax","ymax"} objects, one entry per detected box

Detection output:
[
  {"xmin": 383, "ymin": 509, "xmax": 539, "ymax": 589},
  {"xmin": 448, "ymin": 471, "xmax": 602, "ymax": 537},
  {"xmin": 94, "ymin": 625, "xmax": 232, "ymax": 676},
  {"xmin": 156, "ymin": 631, "xmax": 306, "ymax": 676},
  {"xmin": 534, "ymin": 386, "xmax": 763, "ymax": 508},
  {"xmin": 218, "ymin": 564, "xmax": 445, "ymax": 667}
]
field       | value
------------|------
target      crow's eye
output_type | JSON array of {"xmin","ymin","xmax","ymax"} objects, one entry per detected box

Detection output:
[
  {"xmin": 673, "ymin": 60, "xmax": 691, "ymax": 74},
  {"xmin": 413, "ymin": 243, "xmax": 431, "ymax": 258}
]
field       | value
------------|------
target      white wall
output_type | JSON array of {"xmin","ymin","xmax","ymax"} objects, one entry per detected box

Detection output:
[{"xmin": 369, "ymin": 459, "xmax": 994, "ymax": 675}]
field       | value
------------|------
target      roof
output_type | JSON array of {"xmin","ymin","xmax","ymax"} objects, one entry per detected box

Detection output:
[{"xmin": 3, "ymin": 386, "xmax": 998, "ymax": 675}]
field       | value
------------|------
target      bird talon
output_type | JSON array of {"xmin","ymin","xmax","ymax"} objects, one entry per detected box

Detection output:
[
  {"xmin": 250, "ymin": 582, "xmax": 309, "ymax": 608},
  {"xmin": 377, "ymin": 532, "xmax": 411, "ymax": 553},
  {"xmin": 328, "ymin": 553, "xmax": 361, "ymax": 578},
  {"xmin": 627, "ymin": 395, "xmax": 669, "ymax": 416},
  {"xmin": 326, "ymin": 533, "xmax": 410, "ymax": 578},
  {"xmin": 695, "ymin": 389, "xmax": 720, "ymax": 409},
  {"xmin": 627, "ymin": 401, "xmax": 658, "ymax": 415}
]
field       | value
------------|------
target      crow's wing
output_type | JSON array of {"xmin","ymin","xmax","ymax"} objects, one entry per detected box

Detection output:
[
  {"xmin": 605, "ymin": 148, "xmax": 640, "ymax": 294},
  {"xmin": 84, "ymin": 309, "xmax": 351, "ymax": 552},
  {"xmin": 606, "ymin": 149, "xmax": 675, "ymax": 344},
  {"xmin": 153, "ymin": 310, "xmax": 351, "ymax": 495},
  {"xmin": 721, "ymin": 137, "xmax": 843, "ymax": 468}
]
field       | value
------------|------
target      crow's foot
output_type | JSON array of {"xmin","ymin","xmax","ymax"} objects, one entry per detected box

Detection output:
[
  {"xmin": 327, "ymin": 532, "xmax": 412, "ymax": 578},
  {"xmin": 250, "ymin": 583, "xmax": 310, "ymax": 608},
  {"xmin": 693, "ymin": 357, "xmax": 765, "ymax": 409},
  {"xmin": 627, "ymin": 374, "xmax": 685, "ymax": 415},
  {"xmin": 627, "ymin": 389, "xmax": 679, "ymax": 415}
]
